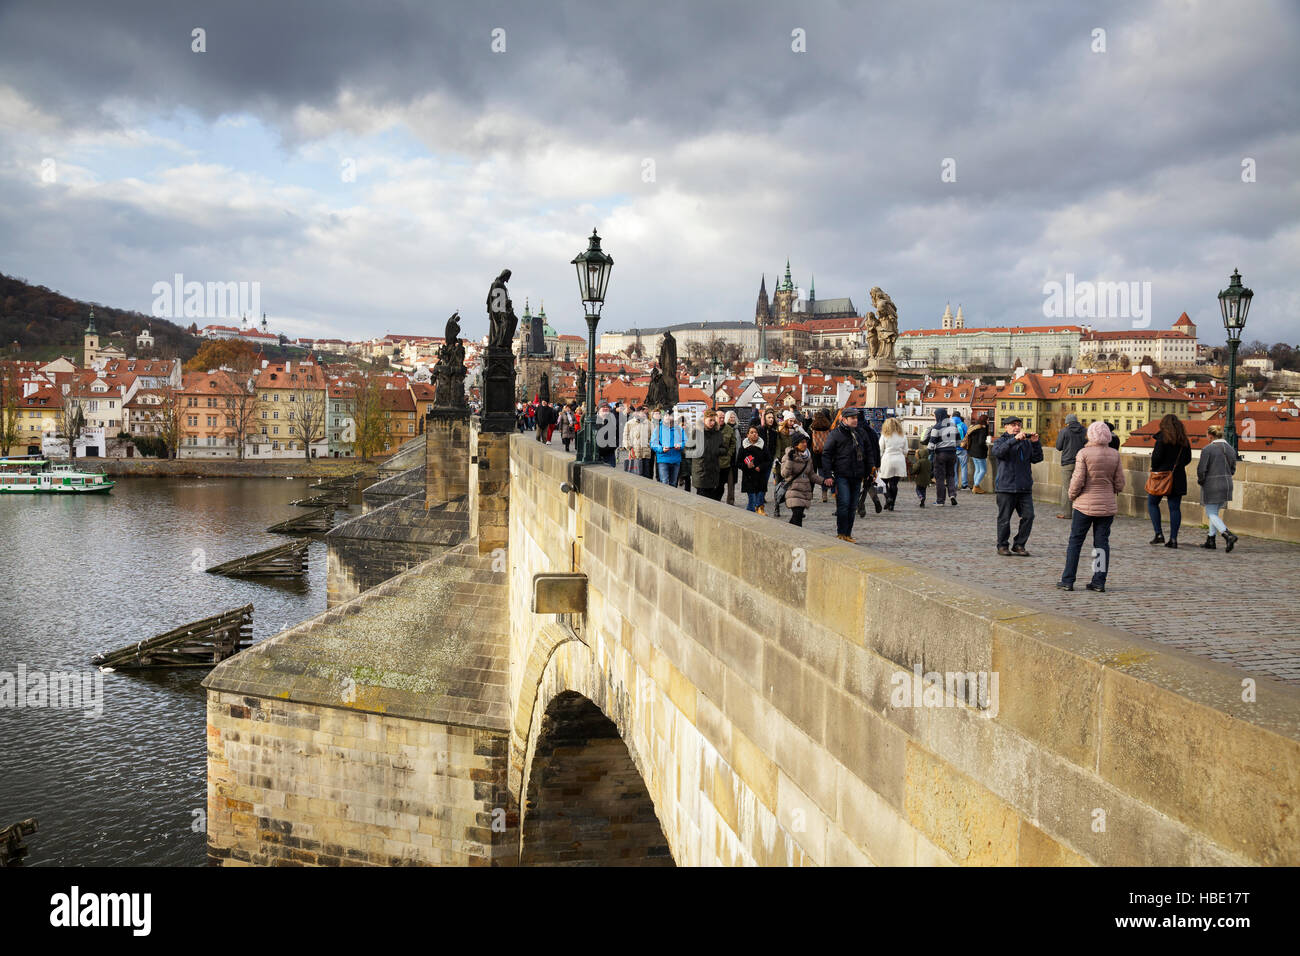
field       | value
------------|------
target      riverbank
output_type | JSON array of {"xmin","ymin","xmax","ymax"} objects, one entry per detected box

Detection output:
[{"xmin": 81, "ymin": 458, "xmax": 382, "ymax": 479}]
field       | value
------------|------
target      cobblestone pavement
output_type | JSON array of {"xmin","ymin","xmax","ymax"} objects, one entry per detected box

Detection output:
[
  {"xmin": 752, "ymin": 479, "xmax": 1300, "ymax": 686},
  {"xmin": 562, "ymin": 437, "xmax": 1300, "ymax": 686}
]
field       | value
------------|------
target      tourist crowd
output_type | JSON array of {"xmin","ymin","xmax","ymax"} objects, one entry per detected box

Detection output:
[{"xmin": 518, "ymin": 396, "xmax": 1241, "ymax": 594}]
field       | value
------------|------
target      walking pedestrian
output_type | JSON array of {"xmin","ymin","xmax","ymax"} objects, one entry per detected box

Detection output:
[
  {"xmin": 990, "ymin": 415, "xmax": 1042, "ymax": 556},
  {"xmin": 722, "ymin": 410, "xmax": 740, "ymax": 504},
  {"xmin": 1197, "ymin": 424, "xmax": 1239, "ymax": 552},
  {"xmin": 773, "ymin": 411, "xmax": 805, "ymax": 517},
  {"xmin": 855, "ymin": 412, "xmax": 883, "ymax": 517},
  {"xmin": 1057, "ymin": 421, "xmax": 1125, "ymax": 592},
  {"xmin": 676, "ymin": 414, "xmax": 693, "ymax": 493},
  {"xmin": 594, "ymin": 403, "xmax": 617, "ymax": 466},
  {"xmin": 622, "ymin": 408, "xmax": 646, "ymax": 474},
  {"xmin": 753, "ymin": 408, "xmax": 781, "ymax": 513},
  {"xmin": 1147, "ymin": 414, "xmax": 1192, "ymax": 548},
  {"xmin": 966, "ymin": 414, "xmax": 990, "ymax": 492},
  {"xmin": 925, "ymin": 407, "xmax": 962, "ymax": 506},
  {"xmin": 1054, "ymin": 413, "xmax": 1087, "ymax": 519},
  {"xmin": 810, "ymin": 411, "xmax": 832, "ymax": 502},
  {"xmin": 558, "ymin": 403, "xmax": 577, "ymax": 452},
  {"xmin": 739, "ymin": 425, "xmax": 770, "ymax": 513},
  {"xmin": 952, "ymin": 411, "xmax": 970, "ymax": 489},
  {"xmin": 909, "ymin": 442, "xmax": 932, "ymax": 506},
  {"xmin": 877, "ymin": 417, "xmax": 907, "ymax": 511},
  {"xmin": 650, "ymin": 411, "xmax": 684, "ymax": 486},
  {"xmin": 780, "ymin": 433, "xmax": 816, "ymax": 526},
  {"xmin": 688, "ymin": 410, "xmax": 729, "ymax": 500},
  {"xmin": 821, "ymin": 407, "xmax": 867, "ymax": 542}
]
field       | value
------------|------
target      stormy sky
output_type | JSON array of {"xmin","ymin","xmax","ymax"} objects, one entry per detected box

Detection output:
[{"xmin": 0, "ymin": 0, "xmax": 1296, "ymax": 346}]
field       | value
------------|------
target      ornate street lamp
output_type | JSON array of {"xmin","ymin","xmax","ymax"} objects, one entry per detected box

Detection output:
[
  {"xmin": 1217, "ymin": 268, "xmax": 1253, "ymax": 451},
  {"xmin": 572, "ymin": 229, "xmax": 614, "ymax": 465}
]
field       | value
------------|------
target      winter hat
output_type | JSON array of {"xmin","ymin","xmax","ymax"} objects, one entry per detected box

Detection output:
[
  {"xmin": 783, "ymin": 410, "xmax": 797, "ymax": 421},
  {"xmin": 1086, "ymin": 420, "xmax": 1112, "ymax": 445},
  {"xmin": 1065, "ymin": 413, "xmax": 1079, "ymax": 425},
  {"xmin": 935, "ymin": 407, "xmax": 949, "ymax": 422}
]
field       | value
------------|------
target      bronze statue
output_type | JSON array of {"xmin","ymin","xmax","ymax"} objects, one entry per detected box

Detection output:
[
  {"xmin": 657, "ymin": 331, "xmax": 679, "ymax": 407},
  {"xmin": 432, "ymin": 312, "xmax": 467, "ymax": 408},
  {"xmin": 576, "ymin": 367, "xmax": 587, "ymax": 401},
  {"xmin": 487, "ymin": 269, "xmax": 518, "ymax": 349}
]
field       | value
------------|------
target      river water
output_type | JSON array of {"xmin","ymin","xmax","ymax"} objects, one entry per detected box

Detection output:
[{"xmin": 0, "ymin": 477, "xmax": 343, "ymax": 866}]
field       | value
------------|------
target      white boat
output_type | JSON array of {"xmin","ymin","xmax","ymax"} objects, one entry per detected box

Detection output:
[{"xmin": 0, "ymin": 459, "xmax": 116, "ymax": 494}]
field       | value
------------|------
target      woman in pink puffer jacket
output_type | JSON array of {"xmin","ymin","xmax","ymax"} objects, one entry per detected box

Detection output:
[{"xmin": 1057, "ymin": 421, "xmax": 1126, "ymax": 593}]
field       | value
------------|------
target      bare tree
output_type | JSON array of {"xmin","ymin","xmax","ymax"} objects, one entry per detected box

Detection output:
[
  {"xmin": 348, "ymin": 369, "xmax": 387, "ymax": 459},
  {"xmin": 289, "ymin": 385, "xmax": 327, "ymax": 460},
  {"xmin": 158, "ymin": 385, "xmax": 182, "ymax": 458},
  {"xmin": 0, "ymin": 362, "xmax": 21, "ymax": 455}
]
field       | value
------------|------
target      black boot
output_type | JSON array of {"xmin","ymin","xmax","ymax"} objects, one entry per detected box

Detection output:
[
  {"xmin": 1223, "ymin": 531, "xmax": 1238, "ymax": 553},
  {"xmin": 1149, "ymin": 533, "xmax": 1164, "ymax": 545},
  {"xmin": 1202, "ymin": 535, "xmax": 1216, "ymax": 550}
]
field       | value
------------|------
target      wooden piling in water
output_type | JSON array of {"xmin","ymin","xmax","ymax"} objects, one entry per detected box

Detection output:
[
  {"xmin": 206, "ymin": 538, "xmax": 308, "ymax": 578},
  {"xmin": 267, "ymin": 505, "xmax": 333, "ymax": 533},
  {"xmin": 91, "ymin": 605, "xmax": 254, "ymax": 669},
  {"xmin": 0, "ymin": 818, "xmax": 38, "ymax": 866}
]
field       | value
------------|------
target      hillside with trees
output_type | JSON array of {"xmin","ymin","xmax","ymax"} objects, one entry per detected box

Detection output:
[{"xmin": 0, "ymin": 272, "xmax": 200, "ymax": 362}]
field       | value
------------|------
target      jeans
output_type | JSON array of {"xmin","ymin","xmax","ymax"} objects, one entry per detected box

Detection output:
[
  {"xmin": 640, "ymin": 457, "xmax": 653, "ymax": 479},
  {"xmin": 915, "ymin": 483, "xmax": 927, "ymax": 503},
  {"xmin": 934, "ymin": 449, "xmax": 957, "ymax": 501},
  {"xmin": 955, "ymin": 447, "xmax": 969, "ymax": 487},
  {"xmin": 1147, "ymin": 494, "xmax": 1183, "ymax": 539},
  {"xmin": 834, "ymin": 476, "xmax": 861, "ymax": 536},
  {"xmin": 746, "ymin": 492, "xmax": 764, "ymax": 512},
  {"xmin": 972, "ymin": 457, "xmax": 987, "ymax": 489},
  {"xmin": 1205, "ymin": 502, "xmax": 1229, "ymax": 535},
  {"xmin": 996, "ymin": 491, "xmax": 1035, "ymax": 548},
  {"xmin": 657, "ymin": 461, "xmax": 680, "ymax": 485},
  {"xmin": 1061, "ymin": 510, "xmax": 1113, "ymax": 587}
]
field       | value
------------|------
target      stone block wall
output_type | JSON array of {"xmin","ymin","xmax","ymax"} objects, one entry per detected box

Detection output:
[
  {"xmin": 508, "ymin": 437, "xmax": 1300, "ymax": 866},
  {"xmin": 426, "ymin": 412, "xmax": 471, "ymax": 508},
  {"xmin": 471, "ymin": 427, "xmax": 511, "ymax": 556},
  {"xmin": 206, "ymin": 691, "xmax": 511, "ymax": 866}
]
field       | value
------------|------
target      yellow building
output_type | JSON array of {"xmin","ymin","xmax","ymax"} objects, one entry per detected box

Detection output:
[
  {"xmin": 993, "ymin": 371, "xmax": 1189, "ymax": 445},
  {"xmin": 250, "ymin": 360, "xmax": 328, "ymax": 458}
]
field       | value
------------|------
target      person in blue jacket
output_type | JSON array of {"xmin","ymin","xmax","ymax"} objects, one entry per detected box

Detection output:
[
  {"xmin": 952, "ymin": 411, "xmax": 970, "ymax": 490},
  {"xmin": 989, "ymin": 415, "xmax": 1043, "ymax": 556},
  {"xmin": 650, "ymin": 413, "xmax": 685, "ymax": 485}
]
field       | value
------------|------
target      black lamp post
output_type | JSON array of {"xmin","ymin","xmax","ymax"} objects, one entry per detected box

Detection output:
[
  {"xmin": 572, "ymin": 229, "xmax": 614, "ymax": 465},
  {"xmin": 1217, "ymin": 268, "xmax": 1253, "ymax": 452}
]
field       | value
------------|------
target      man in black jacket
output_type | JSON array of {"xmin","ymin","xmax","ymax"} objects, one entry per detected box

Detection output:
[
  {"xmin": 1054, "ymin": 413, "xmax": 1087, "ymax": 517},
  {"xmin": 821, "ymin": 408, "xmax": 866, "ymax": 542},
  {"xmin": 855, "ymin": 415, "xmax": 883, "ymax": 517}
]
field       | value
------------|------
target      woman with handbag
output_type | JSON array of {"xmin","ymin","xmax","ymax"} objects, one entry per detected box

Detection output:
[{"xmin": 1146, "ymin": 414, "xmax": 1192, "ymax": 548}]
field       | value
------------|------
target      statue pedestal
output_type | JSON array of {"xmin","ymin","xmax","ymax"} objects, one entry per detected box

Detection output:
[
  {"xmin": 425, "ymin": 409, "xmax": 471, "ymax": 508},
  {"xmin": 862, "ymin": 359, "xmax": 899, "ymax": 410},
  {"xmin": 481, "ymin": 346, "xmax": 517, "ymax": 433}
]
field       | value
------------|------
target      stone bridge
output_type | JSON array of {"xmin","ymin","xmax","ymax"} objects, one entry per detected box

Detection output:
[{"xmin": 203, "ymin": 420, "xmax": 1300, "ymax": 865}]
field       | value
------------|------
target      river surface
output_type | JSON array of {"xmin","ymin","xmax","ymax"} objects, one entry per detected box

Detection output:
[{"xmin": 0, "ymin": 477, "xmax": 346, "ymax": 866}]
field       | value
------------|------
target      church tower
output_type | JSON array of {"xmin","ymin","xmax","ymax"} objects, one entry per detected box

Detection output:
[
  {"xmin": 941, "ymin": 303, "xmax": 954, "ymax": 330},
  {"xmin": 772, "ymin": 259, "xmax": 797, "ymax": 326},
  {"xmin": 955, "ymin": 304, "xmax": 965, "ymax": 329},
  {"xmin": 83, "ymin": 309, "xmax": 99, "ymax": 366},
  {"xmin": 755, "ymin": 274, "xmax": 771, "ymax": 327}
]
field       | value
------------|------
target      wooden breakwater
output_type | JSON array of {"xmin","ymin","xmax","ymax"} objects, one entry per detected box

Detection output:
[{"xmin": 92, "ymin": 605, "xmax": 254, "ymax": 669}]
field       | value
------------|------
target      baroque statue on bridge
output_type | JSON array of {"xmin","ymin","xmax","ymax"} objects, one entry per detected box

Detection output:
[
  {"xmin": 432, "ymin": 312, "xmax": 467, "ymax": 408},
  {"xmin": 865, "ymin": 287, "xmax": 899, "ymax": 363},
  {"xmin": 486, "ymin": 269, "xmax": 518, "ymax": 350}
]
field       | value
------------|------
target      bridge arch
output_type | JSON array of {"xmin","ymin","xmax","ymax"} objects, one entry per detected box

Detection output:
[
  {"xmin": 515, "ymin": 631, "xmax": 677, "ymax": 866},
  {"xmin": 521, "ymin": 690, "xmax": 673, "ymax": 865}
]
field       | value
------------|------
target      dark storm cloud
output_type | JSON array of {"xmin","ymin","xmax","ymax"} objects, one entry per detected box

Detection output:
[{"xmin": 0, "ymin": 0, "xmax": 1297, "ymax": 340}]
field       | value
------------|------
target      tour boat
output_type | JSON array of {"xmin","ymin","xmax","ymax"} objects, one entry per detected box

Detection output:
[{"xmin": 0, "ymin": 459, "xmax": 115, "ymax": 494}]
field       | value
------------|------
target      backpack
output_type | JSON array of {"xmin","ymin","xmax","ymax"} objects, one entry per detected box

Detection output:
[{"xmin": 811, "ymin": 428, "xmax": 827, "ymax": 453}]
